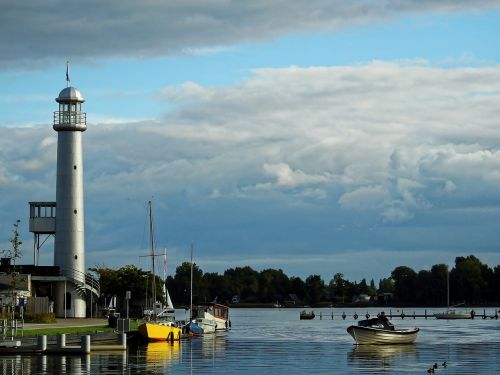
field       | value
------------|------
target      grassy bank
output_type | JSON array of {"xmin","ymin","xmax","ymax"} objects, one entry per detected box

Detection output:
[{"xmin": 21, "ymin": 321, "xmax": 139, "ymax": 336}]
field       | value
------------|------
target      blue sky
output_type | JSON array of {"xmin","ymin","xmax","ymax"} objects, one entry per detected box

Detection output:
[{"xmin": 1, "ymin": 1, "xmax": 500, "ymax": 283}]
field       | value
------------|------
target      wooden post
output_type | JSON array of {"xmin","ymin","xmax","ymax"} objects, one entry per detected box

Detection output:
[
  {"xmin": 38, "ymin": 335, "xmax": 47, "ymax": 351},
  {"xmin": 57, "ymin": 333, "xmax": 66, "ymax": 348},
  {"xmin": 81, "ymin": 335, "xmax": 91, "ymax": 354},
  {"xmin": 119, "ymin": 333, "xmax": 127, "ymax": 349}
]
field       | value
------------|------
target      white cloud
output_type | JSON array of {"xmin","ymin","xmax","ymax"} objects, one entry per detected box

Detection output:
[
  {"xmin": 262, "ymin": 163, "xmax": 329, "ymax": 188},
  {"xmin": 3, "ymin": 61, "xmax": 500, "ymax": 271},
  {"xmin": 338, "ymin": 186, "xmax": 388, "ymax": 210}
]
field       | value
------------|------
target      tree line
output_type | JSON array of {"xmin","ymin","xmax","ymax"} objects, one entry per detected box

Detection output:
[{"xmin": 91, "ymin": 254, "xmax": 500, "ymax": 316}]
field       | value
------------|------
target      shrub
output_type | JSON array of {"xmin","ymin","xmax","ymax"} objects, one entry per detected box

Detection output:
[{"xmin": 22, "ymin": 312, "xmax": 57, "ymax": 323}]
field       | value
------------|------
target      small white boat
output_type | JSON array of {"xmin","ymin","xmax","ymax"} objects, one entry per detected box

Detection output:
[
  {"xmin": 435, "ymin": 268, "xmax": 471, "ymax": 319},
  {"xmin": 347, "ymin": 316, "xmax": 419, "ymax": 345},
  {"xmin": 192, "ymin": 304, "xmax": 230, "ymax": 331},
  {"xmin": 434, "ymin": 309, "xmax": 471, "ymax": 320}
]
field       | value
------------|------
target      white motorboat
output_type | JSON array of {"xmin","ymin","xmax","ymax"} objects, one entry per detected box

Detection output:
[
  {"xmin": 192, "ymin": 304, "xmax": 230, "ymax": 332},
  {"xmin": 347, "ymin": 316, "xmax": 419, "ymax": 345},
  {"xmin": 434, "ymin": 308, "xmax": 471, "ymax": 320}
]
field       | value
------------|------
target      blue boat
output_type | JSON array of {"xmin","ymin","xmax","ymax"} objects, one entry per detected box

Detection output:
[{"xmin": 183, "ymin": 321, "xmax": 204, "ymax": 336}]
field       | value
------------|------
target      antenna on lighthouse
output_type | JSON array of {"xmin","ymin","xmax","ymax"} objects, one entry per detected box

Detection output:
[{"xmin": 66, "ymin": 61, "xmax": 70, "ymax": 87}]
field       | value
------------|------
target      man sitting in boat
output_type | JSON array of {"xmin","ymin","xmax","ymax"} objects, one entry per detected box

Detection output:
[{"xmin": 357, "ymin": 311, "xmax": 395, "ymax": 330}]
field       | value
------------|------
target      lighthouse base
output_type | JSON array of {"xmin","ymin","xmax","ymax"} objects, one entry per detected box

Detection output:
[{"xmin": 54, "ymin": 281, "xmax": 87, "ymax": 318}]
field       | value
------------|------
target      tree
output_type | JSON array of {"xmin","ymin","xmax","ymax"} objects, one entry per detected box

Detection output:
[
  {"xmin": 329, "ymin": 273, "xmax": 348, "ymax": 303},
  {"xmin": 391, "ymin": 266, "xmax": 417, "ymax": 304},
  {"xmin": 1, "ymin": 220, "xmax": 23, "ymax": 320},
  {"xmin": 305, "ymin": 275, "xmax": 325, "ymax": 305},
  {"xmin": 452, "ymin": 255, "xmax": 486, "ymax": 305}
]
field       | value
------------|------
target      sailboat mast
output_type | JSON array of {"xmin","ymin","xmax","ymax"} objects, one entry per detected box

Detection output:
[
  {"xmin": 149, "ymin": 201, "xmax": 157, "ymax": 318},
  {"xmin": 446, "ymin": 266, "xmax": 450, "ymax": 310},
  {"xmin": 190, "ymin": 243, "xmax": 193, "ymax": 320}
]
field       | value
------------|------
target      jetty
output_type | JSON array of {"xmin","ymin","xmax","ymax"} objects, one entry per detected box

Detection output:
[
  {"xmin": 0, "ymin": 318, "xmax": 130, "ymax": 355},
  {"xmin": 312, "ymin": 308, "xmax": 500, "ymax": 320}
]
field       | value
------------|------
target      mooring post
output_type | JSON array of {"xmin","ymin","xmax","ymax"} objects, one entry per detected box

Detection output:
[
  {"xmin": 81, "ymin": 335, "xmax": 91, "ymax": 354},
  {"xmin": 38, "ymin": 335, "xmax": 47, "ymax": 351},
  {"xmin": 119, "ymin": 333, "xmax": 127, "ymax": 349},
  {"xmin": 319, "ymin": 312, "xmax": 322, "ymax": 320},
  {"xmin": 57, "ymin": 333, "xmax": 66, "ymax": 348}
]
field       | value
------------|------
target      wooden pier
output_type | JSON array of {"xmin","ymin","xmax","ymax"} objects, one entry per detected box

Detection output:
[
  {"xmin": 315, "ymin": 308, "xmax": 499, "ymax": 320},
  {"xmin": 0, "ymin": 333, "xmax": 127, "ymax": 355}
]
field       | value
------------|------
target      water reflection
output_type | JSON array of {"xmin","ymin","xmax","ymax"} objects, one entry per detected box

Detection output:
[
  {"xmin": 0, "ymin": 354, "xmax": 92, "ymax": 375},
  {"xmin": 143, "ymin": 341, "xmax": 181, "ymax": 368},
  {"xmin": 348, "ymin": 344, "xmax": 417, "ymax": 373}
]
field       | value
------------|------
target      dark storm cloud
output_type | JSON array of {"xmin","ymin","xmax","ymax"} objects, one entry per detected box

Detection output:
[{"xmin": 0, "ymin": 0, "xmax": 499, "ymax": 70}]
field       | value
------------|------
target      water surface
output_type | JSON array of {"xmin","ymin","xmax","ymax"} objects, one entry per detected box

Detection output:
[{"xmin": 1, "ymin": 307, "xmax": 499, "ymax": 374}]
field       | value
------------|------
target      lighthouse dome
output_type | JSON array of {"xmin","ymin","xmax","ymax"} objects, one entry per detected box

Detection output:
[{"xmin": 56, "ymin": 86, "xmax": 85, "ymax": 103}]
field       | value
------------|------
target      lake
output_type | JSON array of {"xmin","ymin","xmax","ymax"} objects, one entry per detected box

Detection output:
[{"xmin": 1, "ymin": 307, "xmax": 499, "ymax": 374}]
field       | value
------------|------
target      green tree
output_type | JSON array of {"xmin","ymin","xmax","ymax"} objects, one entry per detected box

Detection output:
[
  {"xmin": 451, "ymin": 255, "xmax": 486, "ymax": 305},
  {"xmin": 329, "ymin": 273, "xmax": 348, "ymax": 303},
  {"xmin": 378, "ymin": 277, "xmax": 395, "ymax": 294},
  {"xmin": 391, "ymin": 266, "xmax": 417, "ymax": 304},
  {"xmin": 2, "ymin": 220, "xmax": 23, "ymax": 320},
  {"xmin": 305, "ymin": 275, "xmax": 325, "ymax": 305}
]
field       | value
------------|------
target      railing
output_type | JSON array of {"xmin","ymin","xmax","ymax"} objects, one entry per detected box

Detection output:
[
  {"xmin": 53, "ymin": 111, "xmax": 86, "ymax": 126},
  {"xmin": 59, "ymin": 267, "xmax": 100, "ymax": 298}
]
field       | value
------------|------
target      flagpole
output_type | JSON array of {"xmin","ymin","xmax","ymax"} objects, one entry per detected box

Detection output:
[{"xmin": 66, "ymin": 61, "xmax": 70, "ymax": 87}]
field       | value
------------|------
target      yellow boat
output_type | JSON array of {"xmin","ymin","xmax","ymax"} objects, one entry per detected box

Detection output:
[{"xmin": 138, "ymin": 321, "xmax": 182, "ymax": 342}]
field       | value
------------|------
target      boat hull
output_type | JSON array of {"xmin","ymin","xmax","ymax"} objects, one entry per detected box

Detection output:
[
  {"xmin": 347, "ymin": 326, "xmax": 419, "ymax": 345},
  {"xmin": 434, "ymin": 313, "xmax": 471, "ymax": 320},
  {"xmin": 138, "ymin": 322, "xmax": 182, "ymax": 342},
  {"xmin": 196, "ymin": 318, "xmax": 217, "ymax": 334}
]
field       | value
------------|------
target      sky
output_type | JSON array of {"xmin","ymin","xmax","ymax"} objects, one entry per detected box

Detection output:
[{"xmin": 1, "ymin": 1, "xmax": 500, "ymax": 283}]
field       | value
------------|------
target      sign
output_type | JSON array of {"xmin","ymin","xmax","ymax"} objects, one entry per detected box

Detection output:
[{"xmin": 125, "ymin": 291, "xmax": 131, "ymax": 300}]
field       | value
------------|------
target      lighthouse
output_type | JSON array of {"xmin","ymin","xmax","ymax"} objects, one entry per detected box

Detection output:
[{"xmin": 52, "ymin": 72, "xmax": 87, "ymax": 318}]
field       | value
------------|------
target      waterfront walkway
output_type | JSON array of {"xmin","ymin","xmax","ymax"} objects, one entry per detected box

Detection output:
[{"xmin": 22, "ymin": 318, "xmax": 109, "ymax": 330}]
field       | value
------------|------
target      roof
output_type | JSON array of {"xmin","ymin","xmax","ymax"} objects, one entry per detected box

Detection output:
[{"xmin": 56, "ymin": 86, "xmax": 85, "ymax": 103}]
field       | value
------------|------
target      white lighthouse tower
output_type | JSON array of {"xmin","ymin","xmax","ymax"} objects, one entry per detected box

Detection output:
[{"xmin": 53, "ymin": 69, "xmax": 87, "ymax": 318}]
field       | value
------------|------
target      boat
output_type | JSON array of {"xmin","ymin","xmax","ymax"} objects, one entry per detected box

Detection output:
[
  {"xmin": 300, "ymin": 310, "xmax": 315, "ymax": 320},
  {"xmin": 347, "ymin": 314, "xmax": 419, "ymax": 345},
  {"xmin": 434, "ymin": 307, "xmax": 472, "ymax": 320},
  {"xmin": 192, "ymin": 303, "xmax": 231, "ymax": 331},
  {"xmin": 188, "ymin": 244, "xmax": 229, "ymax": 332},
  {"xmin": 138, "ymin": 201, "xmax": 183, "ymax": 342},
  {"xmin": 191, "ymin": 305, "xmax": 218, "ymax": 333},
  {"xmin": 434, "ymin": 267, "xmax": 471, "ymax": 320},
  {"xmin": 183, "ymin": 320, "xmax": 204, "ymax": 337}
]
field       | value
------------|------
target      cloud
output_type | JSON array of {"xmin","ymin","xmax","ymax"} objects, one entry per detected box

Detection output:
[
  {"xmin": 2, "ymin": 61, "xmax": 500, "ymax": 273},
  {"xmin": 1, "ymin": 1, "xmax": 500, "ymax": 70}
]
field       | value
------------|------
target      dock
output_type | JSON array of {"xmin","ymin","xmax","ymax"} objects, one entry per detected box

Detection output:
[
  {"xmin": 314, "ymin": 308, "xmax": 500, "ymax": 320},
  {"xmin": 0, "ymin": 318, "xmax": 130, "ymax": 355},
  {"xmin": 0, "ymin": 332, "xmax": 127, "ymax": 355}
]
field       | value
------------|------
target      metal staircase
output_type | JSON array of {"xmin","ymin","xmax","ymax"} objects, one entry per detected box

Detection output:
[{"xmin": 60, "ymin": 267, "xmax": 100, "ymax": 299}]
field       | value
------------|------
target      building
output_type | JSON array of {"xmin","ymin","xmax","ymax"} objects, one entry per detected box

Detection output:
[{"xmin": 6, "ymin": 73, "xmax": 100, "ymax": 318}]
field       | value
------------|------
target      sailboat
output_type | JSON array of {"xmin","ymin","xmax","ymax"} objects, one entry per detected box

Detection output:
[
  {"xmin": 138, "ymin": 201, "xmax": 183, "ymax": 341},
  {"xmin": 189, "ymin": 244, "xmax": 229, "ymax": 332},
  {"xmin": 434, "ymin": 267, "xmax": 471, "ymax": 320}
]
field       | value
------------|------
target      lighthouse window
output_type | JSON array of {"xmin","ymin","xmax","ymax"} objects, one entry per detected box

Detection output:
[
  {"xmin": 71, "ymin": 103, "xmax": 76, "ymax": 112},
  {"xmin": 74, "ymin": 209, "xmax": 77, "ymax": 214},
  {"xmin": 73, "ymin": 165, "xmax": 77, "ymax": 170}
]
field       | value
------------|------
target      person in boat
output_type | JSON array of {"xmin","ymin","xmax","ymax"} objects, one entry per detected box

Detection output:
[{"xmin": 372, "ymin": 311, "xmax": 394, "ymax": 330}]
